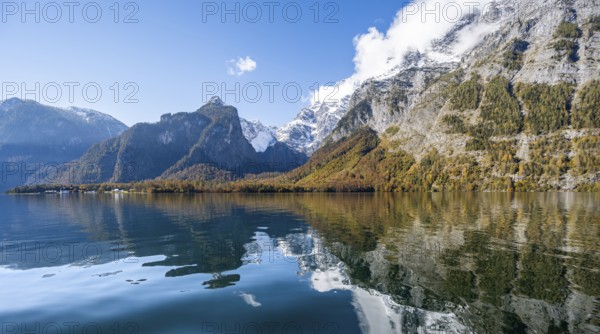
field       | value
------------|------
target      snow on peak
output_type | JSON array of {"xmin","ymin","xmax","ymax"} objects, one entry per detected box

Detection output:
[
  {"xmin": 276, "ymin": 86, "xmax": 352, "ymax": 155},
  {"xmin": 278, "ymin": 1, "xmax": 509, "ymax": 155},
  {"xmin": 67, "ymin": 106, "xmax": 115, "ymax": 123},
  {"xmin": 0, "ymin": 98, "xmax": 121, "ymax": 126},
  {"xmin": 239, "ymin": 118, "xmax": 277, "ymax": 153},
  {"xmin": 62, "ymin": 106, "xmax": 127, "ymax": 137}
]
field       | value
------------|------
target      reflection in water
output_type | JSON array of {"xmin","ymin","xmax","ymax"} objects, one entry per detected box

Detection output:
[
  {"xmin": 0, "ymin": 193, "xmax": 598, "ymax": 333},
  {"xmin": 203, "ymin": 274, "xmax": 241, "ymax": 289}
]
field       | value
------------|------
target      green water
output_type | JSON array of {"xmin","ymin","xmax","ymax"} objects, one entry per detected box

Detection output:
[{"xmin": 0, "ymin": 193, "xmax": 598, "ymax": 333}]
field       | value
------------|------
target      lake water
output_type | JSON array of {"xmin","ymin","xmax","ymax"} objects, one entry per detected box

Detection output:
[{"xmin": 0, "ymin": 193, "xmax": 599, "ymax": 333}]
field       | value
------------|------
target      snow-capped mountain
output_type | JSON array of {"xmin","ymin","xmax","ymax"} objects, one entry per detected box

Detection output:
[
  {"xmin": 0, "ymin": 98, "xmax": 128, "ymax": 191},
  {"xmin": 276, "ymin": 94, "xmax": 351, "ymax": 155},
  {"xmin": 277, "ymin": 0, "xmax": 510, "ymax": 155},
  {"xmin": 0, "ymin": 98, "xmax": 127, "ymax": 145},
  {"xmin": 275, "ymin": 107, "xmax": 316, "ymax": 154},
  {"xmin": 239, "ymin": 118, "xmax": 277, "ymax": 153},
  {"xmin": 278, "ymin": 0, "xmax": 600, "ymax": 191}
]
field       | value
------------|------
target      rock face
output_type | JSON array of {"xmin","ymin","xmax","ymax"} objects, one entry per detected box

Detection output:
[
  {"xmin": 0, "ymin": 98, "xmax": 127, "ymax": 190},
  {"xmin": 279, "ymin": 0, "xmax": 600, "ymax": 190},
  {"xmin": 279, "ymin": 0, "xmax": 600, "ymax": 159},
  {"xmin": 239, "ymin": 118, "xmax": 277, "ymax": 153},
  {"xmin": 277, "ymin": 95, "xmax": 351, "ymax": 155},
  {"xmin": 63, "ymin": 98, "xmax": 307, "ymax": 184},
  {"xmin": 331, "ymin": 1, "xmax": 600, "ymax": 145}
]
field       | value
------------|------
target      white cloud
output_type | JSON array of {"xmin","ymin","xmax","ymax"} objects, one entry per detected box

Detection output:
[
  {"xmin": 351, "ymin": 0, "xmax": 495, "ymax": 81},
  {"xmin": 227, "ymin": 56, "xmax": 257, "ymax": 76},
  {"xmin": 309, "ymin": 0, "xmax": 499, "ymax": 106}
]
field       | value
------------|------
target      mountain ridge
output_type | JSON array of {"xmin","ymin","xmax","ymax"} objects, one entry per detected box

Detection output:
[
  {"xmin": 0, "ymin": 98, "xmax": 128, "ymax": 191},
  {"xmin": 273, "ymin": 0, "xmax": 600, "ymax": 191},
  {"xmin": 53, "ymin": 98, "xmax": 307, "ymax": 185},
  {"xmin": 7, "ymin": 0, "xmax": 600, "ymax": 192}
]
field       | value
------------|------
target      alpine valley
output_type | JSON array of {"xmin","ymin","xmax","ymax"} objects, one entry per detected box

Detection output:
[{"xmin": 8, "ymin": 0, "xmax": 600, "ymax": 193}]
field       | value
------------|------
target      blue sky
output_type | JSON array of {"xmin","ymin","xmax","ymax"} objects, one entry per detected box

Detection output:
[{"xmin": 0, "ymin": 0, "xmax": 408, "ymax": 126}]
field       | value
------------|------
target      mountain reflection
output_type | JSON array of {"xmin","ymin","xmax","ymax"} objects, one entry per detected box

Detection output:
[
  {"xmin": 202, "ymin": 273, "xmax": 241, "ymax": 289},
  {"xmin": 1, "ymin": 193, "xmax": 599, "ymax": 333}
]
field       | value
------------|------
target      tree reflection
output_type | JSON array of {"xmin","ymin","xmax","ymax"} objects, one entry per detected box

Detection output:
[{"xmin": 3, "ymin": 192, "xmax": 599, "ymax": 333}]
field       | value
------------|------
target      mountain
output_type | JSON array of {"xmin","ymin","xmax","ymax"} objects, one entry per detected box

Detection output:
[
  {"xmin": 60, "ymin": 97, "xmax": 307, "ymax": 184},
  {"xmin": 9, "ymin": 0, "xmax": 600, "ymax": 192},
  {"xmin": 276, "ymin": 93, "xmax": 352, "ymax": 155},
  {"xmin": 0, "ymin": 98, "xmax": 127, "ymax": 191},
  {"xmin": 270, "ymin": 0, "xmax": 600, "ymax": 191},
  {"xmin": 239, "ymin": 118, "xmax": 277, "ymax": 153},
  {"xmin": 276, "ymin": 3, "xmax": 486, "ymax": 155}
]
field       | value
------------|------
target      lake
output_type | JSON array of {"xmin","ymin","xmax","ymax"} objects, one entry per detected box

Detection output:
[{"xmin": 0, "ymin": 193, "xmax": 599, "ymax": 333}]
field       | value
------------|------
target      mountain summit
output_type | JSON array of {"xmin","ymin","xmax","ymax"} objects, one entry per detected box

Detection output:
[
  {"xmin": 61, "ymin": 100, "xmax": 307, "ymax": 184},
  {"xmin": 269, "ymin": 0, "xmax": 600, "ymax": 191},
  {"xmin": 206, "ymin": 96, "xmax": 225, "ymax": 106},
  {"xmin": 279, "ymin": 0, "xmax": 600, "ymax": 159}
]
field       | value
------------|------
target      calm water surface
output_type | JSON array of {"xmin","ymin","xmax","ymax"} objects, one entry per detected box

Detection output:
[{"xmin": 0, "ymin": 193, "xmax": 599, "ymax": 333}]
